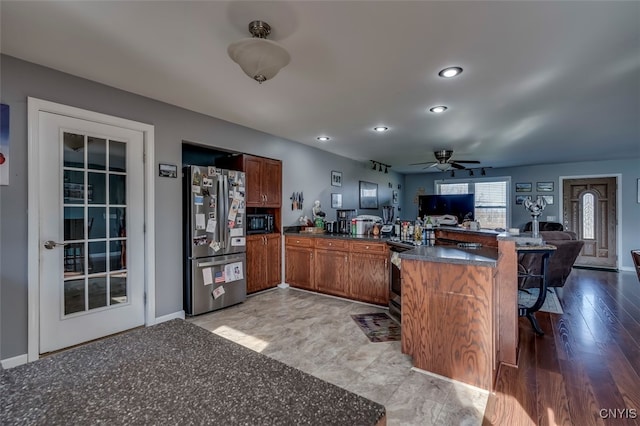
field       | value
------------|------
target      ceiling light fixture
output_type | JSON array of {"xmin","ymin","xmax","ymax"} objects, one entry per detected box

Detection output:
[
  {"xmin": 438, "ymin": 67, "xmax": 463, "ymax": 78},
  {"xmin": 481, "ymin": 168, "xmax": 486, "ymax": 176},
  {"xmin": 370, "ymin": 160, "xmax": 391, "ymax": 173},
  {"xmin": 373, "ymin": 126, "xmax": 388, "ymax": 132},
  {"xmin": 450, "ymin": 170, "xmax": 455, "ymax": 177},
  {"xmin": 435, "ymin": 162, "xmax": 452, "ymax": 171},
  {"xmin": 430, "ymin": 106, "xmax": 448, "ymax": 113},
  {"xmin": 228, "ymin": 21, "xmax": 291, "ymax": 84},
  {"xmin": 469, "ymin": 170, "xmax": 474, "ymax": 176},
  {"xmin": 316, "ymin": 136, "xmax": 330, "ymax": 142}
]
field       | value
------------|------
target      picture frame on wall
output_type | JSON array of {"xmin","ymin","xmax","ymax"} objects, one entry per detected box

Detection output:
[
  {"xmin": 537, "ymin": 181, "xmax": 554, "ymax": 192},
  {"xmin": 392, "ymin": 190, "xmax": 399, "ymax": 204},
  {"xmin": 359, "ymin": 181, "xmax": 378, "ymax": 209},
  {"xmin": 515, "ymin": 182, "xmax": 532, "ymax": 192},
  {"xmin": 331, "ymin": 193, "xmax": 342, "ymax": 208},
  {"xmin": 331, "ymin": 170, "xmax": 342, "ymax": 187},
  {"xmin": 159, "ymin": 163, "xmax": 178, "ymax": 178},
  {"xmin": 638, "ymin": 178, "xmax": 640, "ymax": 203},
  {"xmin": 541, "ymin": 195, "xmax": 554, "ymax": 205},
  {"xmin": 515, "ymin": 195, "xmax": 528, "ymax": 205}
]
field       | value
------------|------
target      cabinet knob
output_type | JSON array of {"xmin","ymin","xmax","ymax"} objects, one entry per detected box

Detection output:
[
  {"xmin": 365, "ymin": 245, "xmax": 370, "ymax": 249},
  {"xmin": 329, "ymin": 242, "xmax": 332, "ymax": 246}
]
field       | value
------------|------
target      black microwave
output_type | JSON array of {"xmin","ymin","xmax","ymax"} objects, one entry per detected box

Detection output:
[{"xmin": 247, "ymin": 214, "xmax": 275, "ymax": 234}]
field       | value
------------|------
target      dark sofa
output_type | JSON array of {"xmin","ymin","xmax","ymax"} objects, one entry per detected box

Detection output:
[{"xmin": 519, "ymin": 230, "xmax": 585, "ymax": 289}]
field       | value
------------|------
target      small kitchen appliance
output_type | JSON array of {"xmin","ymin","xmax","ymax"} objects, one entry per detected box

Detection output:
[
  {"xmin": 381, "ymin": 206, "xmax": 395, "ymax": 235},
  {"xmin": 336, "ymin": 209, "xmax": 357, "ymax": 234}
]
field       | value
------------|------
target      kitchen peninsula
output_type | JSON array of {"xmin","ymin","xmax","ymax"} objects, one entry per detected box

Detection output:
[{"xmin": 400, "ymin": 229, "xmax": 530, "ymax": 391}]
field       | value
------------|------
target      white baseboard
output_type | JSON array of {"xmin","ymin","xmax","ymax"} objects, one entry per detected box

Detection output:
[
  {"xmin": 154, "ymin": 310, "xmax": 185, "ymax": 324},
  {"xmin": 1, "ymin": 353, "xmax": 29, "ymax": 369},
  {"xmin": 619, "ymin": 266, "xmax": 633, "ymax": 273}
]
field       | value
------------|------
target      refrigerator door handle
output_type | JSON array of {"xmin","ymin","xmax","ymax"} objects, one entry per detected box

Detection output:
[
  {"xmin": 217, "ymin": 174, "xmax": 224, "ymax": 246},
  {"xmin": 223, "ymin": 174, "xmax": 230, "ymax": 249},
  {"xmin": 197, "ymin": 260, "xmax": 228, "ymax": 268}
]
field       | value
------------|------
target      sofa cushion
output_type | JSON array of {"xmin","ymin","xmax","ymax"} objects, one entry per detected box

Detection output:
[{"xmin": 541, "ymin": 230, "xmax": 577, "ymax": 241}]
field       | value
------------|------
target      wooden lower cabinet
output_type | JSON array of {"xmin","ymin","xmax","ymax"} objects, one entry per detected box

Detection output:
[
  {"xmin": 314, "ymin": 249, "xmax": 350, "ymax": 298},
  {"xmin": 246, "ymin": 234, "xmax": 282, "ymax": 294},
  {"xmin": 284, "ymin": 236, "xmax": 389, "ymax": 305},
  {"xmin": 349, "ymin": 252, "xmax": 389, "ymax": 305},
  {"xmin": 285, "ymin": 237, "xmax": 315, "ymax": 291}
]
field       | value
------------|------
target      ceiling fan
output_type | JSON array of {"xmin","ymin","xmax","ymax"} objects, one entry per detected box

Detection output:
[{"xmin": 410, "ymin": 149, "xmax": 480, "ymax": 171}]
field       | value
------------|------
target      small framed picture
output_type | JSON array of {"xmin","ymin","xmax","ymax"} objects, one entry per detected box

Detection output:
[
  {"xmin": 159, "ymin": 163, "xmax": 178, "ymax": 178},
  {"xmin": 331, "ymin": 170, "xmax": 342, "ymax": 187},
  {"xmin": 392, "ymin": 190, "xmax": 399, "ymax": 204},
  {"xmin": 637, "ymin": 178, "xmax": 640, "ymax": 203},
  {"xmin": 515, "ymin": 182, "xmax": 532, "ymax": 192},
  {"xmin": 541, "ymin": 195, "xmax": 554, "ymax": 205},
  {"xmin": 515, "ymin": 195, "xmax": 528, "ymax": 205},
  {"xmin": 331, "ymin": 193, "xmax": 342, "ymax": 208},
  {"xmin": 537, "ymin": 181, "xmax": 554, "ymax": 192}
]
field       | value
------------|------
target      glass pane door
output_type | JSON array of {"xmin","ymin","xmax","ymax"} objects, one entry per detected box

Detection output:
[{"xmin": 63, "ymin": 132, "xmax": 128, "ymax": 316}]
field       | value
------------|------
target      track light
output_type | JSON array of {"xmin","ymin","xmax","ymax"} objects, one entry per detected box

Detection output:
[
  {"xmin": 481, "ymin": 168, "xmax": 486, "ymax": 176},
  {"xmin": 469, "ymin": 170, "xmax": 474, "ymax": 176},
  {"xmin": 370, "ymin": 160, "xmax": 391, "ymax": 174},
  {"xmin": 450, "ymin": 170, "xmax": 455, "ymax": 177}
]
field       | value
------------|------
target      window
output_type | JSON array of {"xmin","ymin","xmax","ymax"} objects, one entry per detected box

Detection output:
[
  {"xmin": 436, "ymin": 178, "xmax": 510, "ymax": 229},
  {"xmin": 582, "ymin": 192, "xmax": 595, "ymax": 239}
]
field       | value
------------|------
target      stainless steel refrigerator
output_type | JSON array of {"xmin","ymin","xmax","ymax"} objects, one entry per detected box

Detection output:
[{"xmin": 183, "ymin": 166, "xmax": 247, "ymax": 315}]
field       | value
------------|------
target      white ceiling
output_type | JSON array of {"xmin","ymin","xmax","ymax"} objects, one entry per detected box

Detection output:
[{"xmin": 2, "ymin": 1, "xmax": 639, "ymax": 173}]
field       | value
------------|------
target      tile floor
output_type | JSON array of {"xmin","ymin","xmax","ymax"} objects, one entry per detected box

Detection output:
[{"xmin": 189, "ymin": 287, "xmax": 488, "ymax": 426}]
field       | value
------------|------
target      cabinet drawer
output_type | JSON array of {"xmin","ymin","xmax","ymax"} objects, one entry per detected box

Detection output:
[
  {"xmin": 315, "ymin": 238, "xmax": 349, "ymax": 250},
  {"xmin": 285, "ymin": 236, "xmax": 314, "ymax": 248},
  {"xmin": 350, "ymin": 241, "xmax": 388, "ymax": 254}
]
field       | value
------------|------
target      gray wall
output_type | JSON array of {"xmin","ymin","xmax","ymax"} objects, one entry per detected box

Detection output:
[
  {"xmin": 403, "ymin": 159, "xmax": 640, "ymax": 269},
  {"xmin": 0, "ymin": 55, "xmax": 404, "ymax": 359}
]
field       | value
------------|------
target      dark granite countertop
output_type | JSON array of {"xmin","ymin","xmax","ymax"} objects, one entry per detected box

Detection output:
[
  {"xmin": 399, "ymin": 245, "xmax": 498, "ymax": 266},
  {"xmin": 284, "ymin": 230, "xmax": 392, "ymax": 242},
  {"xmin": 1, "ymin": 319, "xmax": 386, "ymax": 425}
]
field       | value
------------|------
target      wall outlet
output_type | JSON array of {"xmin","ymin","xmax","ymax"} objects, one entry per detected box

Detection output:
[{"xmin": 546, "ymin": 215, "xmax": 556, "ymax": 222}]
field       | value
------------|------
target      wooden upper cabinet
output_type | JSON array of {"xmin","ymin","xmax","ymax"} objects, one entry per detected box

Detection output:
[
  {"xmin": 262, "ymin": 158, "xmax": 282, "ymax": 207},
  {"xmin": 229, "ymin": 155, "xmax": 281, "ymax": 207}
]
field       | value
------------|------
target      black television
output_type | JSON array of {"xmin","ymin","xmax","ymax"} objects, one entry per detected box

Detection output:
[{"xmin": 418, "ymin": 194, "xmax": 475, "ymax": 224}]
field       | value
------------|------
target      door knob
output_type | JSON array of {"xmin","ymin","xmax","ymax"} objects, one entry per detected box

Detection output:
[{"xmin": 44, "ymin": 240, "xmax": 67, "ymax": 250}]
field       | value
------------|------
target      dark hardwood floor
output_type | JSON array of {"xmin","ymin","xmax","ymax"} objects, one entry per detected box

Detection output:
[{"xmin": 483, "ymin": 268, "xmax": 640, "ymax": 426}]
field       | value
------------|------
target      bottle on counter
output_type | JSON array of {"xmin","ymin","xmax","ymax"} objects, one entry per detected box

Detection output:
[
  {"xmin": 414, "ymin": 217, "xmax": 423, "ymax": 242},
  {"xmin": 425, "ymin": 216, "xmax": 433, "ymax": 229},
  {"xmin": 351, "ymin": 218, "xmax": 357, "ymax": 236}
]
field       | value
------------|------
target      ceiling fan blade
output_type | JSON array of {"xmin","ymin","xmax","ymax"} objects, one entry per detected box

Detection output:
[
  {"xmin": 451, "ymin": 162, "xmax": 466, "ymax": 170},
  {"xmin": 422, "ymin": 163, "xmax": 439, "ymax": 169},
  {"xmin": 409, "ymin": 161, "xmax": 436, "ymax": 166},
  {"xmin": 453, "ymin": 160, "xmax": 481, "ymax": 164}
]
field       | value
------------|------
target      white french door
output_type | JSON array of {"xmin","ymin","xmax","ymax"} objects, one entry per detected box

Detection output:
[{"xmin": 37, "ymin": 111, "xmax": 145, "ymax": 353}]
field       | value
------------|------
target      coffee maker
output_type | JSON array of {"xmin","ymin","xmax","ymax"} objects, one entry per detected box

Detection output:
[
  {"xmin": 381, "ymin": 206, "xmax": 395, "ymax": 235},
  {"xmin": 336, "ymin": 209, "xmax": 357, "ymax": 234}
]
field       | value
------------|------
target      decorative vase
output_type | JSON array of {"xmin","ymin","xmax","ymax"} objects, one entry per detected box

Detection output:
[{"xmin": 523, "ymin": 196, "xmax": 547, "ymax": 238}]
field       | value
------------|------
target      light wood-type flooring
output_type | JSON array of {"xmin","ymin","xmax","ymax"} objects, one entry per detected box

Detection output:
[{"xmin": 484, "ymin": 268, "xmax": 640, "ymax": 425}]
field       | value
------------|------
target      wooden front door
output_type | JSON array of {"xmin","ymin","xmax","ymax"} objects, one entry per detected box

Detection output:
[{"xmin": 562, "ymin": 177, "xmax": 617, "ymax": 269}]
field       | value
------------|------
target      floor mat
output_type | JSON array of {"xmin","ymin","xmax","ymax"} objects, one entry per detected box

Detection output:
[
  {"xmin": 351, "ymin": 312, "xmax": 401, "ymax": 342},
  {"xmin": 518, "ymin": 287, "xmax": 564, "ymax": 314}
]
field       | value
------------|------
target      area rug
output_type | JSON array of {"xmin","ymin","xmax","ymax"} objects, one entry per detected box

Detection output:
[
  {"xmin": 351, "ymin": 312, "xmax": 401, "ymax": 342},
  {"xmin": 518, "ymin": 287, "xmax": 564, "ymax": 314},
  {"xmin": 0, "ymin": 319, "xmax": 385, "ymax": 425}
]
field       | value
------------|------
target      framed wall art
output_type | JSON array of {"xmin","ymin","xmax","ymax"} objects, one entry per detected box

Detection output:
[
  {"xmin": 331, "ymin": 170, "xmax": 342, "ymax": 187},
  {"xmin": 159, "ymin": 163, "xmax": 178, "ymax": 178},
  {"xmin": 540, "ymin": 195, "xmax": 554, "ymax": 205},
  {"xmin": 537, "ymin": 181, "xmax": 554, "ymax": 192},
  {"xmin": 359, "ymin": 181, "xmax": 378, "ymax": 209},
  {"xmin": 515, "ymin": 195, "xmax": 528, "ymax": 205},
  {"xmin": 515, "ymin": 182, "xmax": 532, "ymax": 192},
  {"xmin": 331, "ymin": 193, "xmax": 342, "ymax": 208}
]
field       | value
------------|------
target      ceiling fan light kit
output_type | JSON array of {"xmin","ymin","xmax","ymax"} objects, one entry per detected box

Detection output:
[{"xmin": 228, "ymin": 21, "xmax": 291, "ymax": 84}]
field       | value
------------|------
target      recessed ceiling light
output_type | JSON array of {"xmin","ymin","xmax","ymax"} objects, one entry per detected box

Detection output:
[
  {"xmin": 373, "ymin": 126, "xmax": 388, "ymax": 132},
  {"xmin": 438, "ymin": 67, "xmax": 463, "ymax": 78},
  {"xmin": 429, "ymin": 106, "xmax": 448, "ymax": 113},
  {"xmin": 316, "ymin": 136, "xmax": 330, "ymax": 141}
]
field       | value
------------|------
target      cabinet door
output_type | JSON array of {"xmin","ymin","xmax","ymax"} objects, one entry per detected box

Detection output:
[
  {"xmin": 244, "ymin": 156, "xmax": 263, "ymax": 207},
  {"xmin": 246, "ymin": 235, "xmax": 267, "ymax": 294},
  {"xmin": 314, "ymin": 249, "xmax": 349, "ymax": 298},
  {"xmin": 265, "ymin": 234, "xmax": 281, "ymax": 287},
  {"xmin": 349, "ymin": 252, "xmax": 389, "ymax": 305},
  {"xmin": 285, "ymin": 246, "xmax": 314, "ymax": 290},
  {"xmin": 262, "ymin": 159, "xmax": 282, "ymax": 207}
]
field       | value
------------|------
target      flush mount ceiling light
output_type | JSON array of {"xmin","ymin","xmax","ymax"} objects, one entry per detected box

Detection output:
[
  {"xmin": 436, "ymin": 162, "xmax": 452, "ymax": 171},
  {"xmin": 373, "ymin": 126, "xmax": 389, "ymax": 132},
  {"xmin": 430, "ymin": 106, "xmax": 448, "ymax": 113},
  {"xmin": 438, "ymin": 67, "xmax": 463, "ymax": 78},
  {"xmin": 316, "ymin": 136, "xmax": 330, "ymax": 142},
  {"xmin": 228, "ymin": 20, "xmax": 291, "ymax": 84}
]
